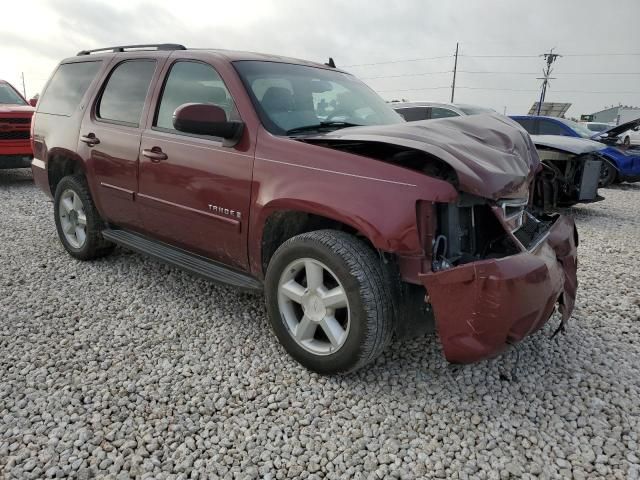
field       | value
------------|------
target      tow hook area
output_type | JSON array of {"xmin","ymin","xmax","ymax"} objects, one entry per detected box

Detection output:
[{"xmin": 420, "ymin": 215, "xmax": 578, "ymax": 364}]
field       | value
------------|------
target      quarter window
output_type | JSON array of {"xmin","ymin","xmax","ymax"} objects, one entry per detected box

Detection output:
[
  {"xmin": 430, "ymin": 107, "xmax": 459, "ymax": 119},
  {"xmin": 155, "ymin": 61, "xmax": 238, "ymax": 132},
  {"xmin": 97, "ymin": 60, "xmax": 156, "ymax": 126},
  {"xmin": 38, "ymin": 62, "xmax": 102, "ymax": 116},
  {"xmin": 396, "ymin": 107, "xmax": 430, "ymax": 121}
]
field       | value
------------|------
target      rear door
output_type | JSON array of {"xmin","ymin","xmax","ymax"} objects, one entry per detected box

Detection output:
[
  {"xmin": 137, "ymin": 58, "xmax": 254, "ymax": 270},
  {"xmin": 79, "ymin": 54, "xmax": 168, "ymax": 230}
]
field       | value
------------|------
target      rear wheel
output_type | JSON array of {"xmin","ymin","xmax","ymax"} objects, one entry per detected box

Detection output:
[
  {"xmin": 265, "ymin": 230, "xmax": 393, "ymax": 374},
  {"xmin": 53, "ymin": 175, "xmax": 114, "ymax": 260},
  {"xmin": 598, "ymin": 160, "xmax": 618, "ymax": 188}
]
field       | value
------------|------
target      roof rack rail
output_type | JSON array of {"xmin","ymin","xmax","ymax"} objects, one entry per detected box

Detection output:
[{"xmin": 77, "ymin": 44, "xmax": 187, "ymax": 56}]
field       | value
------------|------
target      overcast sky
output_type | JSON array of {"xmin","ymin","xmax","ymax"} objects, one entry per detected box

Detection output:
[{"xmin": 1, "ymin": 0, "xmax": 639, "ymax": 117}]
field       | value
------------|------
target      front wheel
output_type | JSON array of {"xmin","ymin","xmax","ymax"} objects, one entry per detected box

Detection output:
[
  {"xmin": 265, "ymin": 230, "xmax": 394, "ymax": 374},
  {"xmin": 53, "ymin": 175, "xmax": 114, "ymax": 260},
  {"xmin": 598, "ymin": 160, "xmax": 618, "ymax": 188}
]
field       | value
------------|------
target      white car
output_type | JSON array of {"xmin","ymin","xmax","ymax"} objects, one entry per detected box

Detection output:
[
  {"xmin": 583, "ymin": 121, "xmax": 615, "ymax": 133},
  {"xmin": 619, "ymin": 125, "xmax": 640, "ymax": 147}
]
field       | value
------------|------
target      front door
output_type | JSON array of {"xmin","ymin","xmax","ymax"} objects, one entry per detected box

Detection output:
[
  {"xmin": 80, "ymin": 57, "xmax": 164, "ymax": 230},
  {"xmin": 137, "ymin": 60, "xmax": 253, "ymax": 270}
]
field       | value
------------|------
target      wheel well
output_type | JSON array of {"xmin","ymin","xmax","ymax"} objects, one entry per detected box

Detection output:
[
  {"xmin": 48, "ymin": 155, "xmax": 84, "ymax": 195},
  {"xmin": 261, "ymin": 210, "xmax": 372, "ymax": 273}
]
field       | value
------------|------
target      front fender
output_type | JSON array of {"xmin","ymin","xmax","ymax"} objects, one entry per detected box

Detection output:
[{"xmin": 248, "ymin": 137, "xmax": 458, "ymax": 277}]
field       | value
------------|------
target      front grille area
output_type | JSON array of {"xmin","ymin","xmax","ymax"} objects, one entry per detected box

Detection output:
[
  {"xmin": 513, "ymin": 212, "xmax": 553, "ymax": 250},
  {"xmin": 0, "ymin": 131, "xmax": 30, "ymax": 140},
  {"xmin": 0, "ymin": 118, "xmax": 31, "ymax": 124}
]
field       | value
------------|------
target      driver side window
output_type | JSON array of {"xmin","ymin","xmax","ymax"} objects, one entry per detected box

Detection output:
[{"xmin": 155, "ymin": 61, "xmax": 238, "ymax": 132}]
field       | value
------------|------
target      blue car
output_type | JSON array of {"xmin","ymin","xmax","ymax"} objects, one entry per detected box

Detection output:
[{"xmin": 510, "ymin": 115, "xmax": 640, "ymax": 186}]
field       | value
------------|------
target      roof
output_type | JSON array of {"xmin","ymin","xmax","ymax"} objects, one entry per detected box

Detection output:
[{"xmin": 67, "ymin": 44, "xmax": 341, "ymax": 72}]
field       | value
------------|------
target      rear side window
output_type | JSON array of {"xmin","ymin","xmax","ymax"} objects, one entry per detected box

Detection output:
[
  {"xmin": 38, "ymin": 62, "xmax": 101, "ymax": 116},
  {"xmin": 512, "ymin": 118, "xmax": 537, "ymax": 134},
  {"xmin": 97, "ymin": 60, "xmax": 156, "ymax": 126},
  {"xmin": 430, "ymin": 107, "xmax": 459, "ymax": 119},
  {"xmin": 538, "ymin": 120, "xmax": 568, "ymax": 136},
  {"xmin": 396, "ymin": 107, "xmax": 430, "ymax": 121},
  {"xmin": 155, "ymin": 61, "xmax": 238, "ymax": 131}
]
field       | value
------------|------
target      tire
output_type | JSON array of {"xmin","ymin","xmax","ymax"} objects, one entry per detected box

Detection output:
[
  {"xmin": 265, "ymin": 230, "xmax": 394, "ymax": 374},
  {"xmin": 623, "ymin": 136, "xmax": 631, "ymax": 148},
  {"xmin": 598, "ymin": 160, "xmax": 618, "ymax": 188},
  {"xmin": 53, "ymin": 174, "xmax": 114, "ymax": 260}
]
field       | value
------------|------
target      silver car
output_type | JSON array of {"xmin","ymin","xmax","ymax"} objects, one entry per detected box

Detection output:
[{"xmin": 391, "ymin": 101, "xmax": 495, "ymax": 121}]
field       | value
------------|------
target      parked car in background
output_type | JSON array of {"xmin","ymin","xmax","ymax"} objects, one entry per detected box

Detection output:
[
  {"xmin": 616, "ymin": 124, "xmax": 640, "ymax": 147},
  {"xmin": 391, "ymin": 101, "xmax": 495, "ymax": 121},
  {"xmin": 31, "ymin": 44, "xmax": 578, "ymax": 373},
  {"xmin": 510, "ymin": 115, "xmax": 640, "ymax": 187},
  {"xmin": 583, "ymin": 121, "xmax": 615, "ymax": 133},
  {"xmin": 527, "ymin": 135, "xmax": 604, "ymax": 212},
  {"xmin": 0, "ymin": 80, "xmax": 34, "ymax": 169}
]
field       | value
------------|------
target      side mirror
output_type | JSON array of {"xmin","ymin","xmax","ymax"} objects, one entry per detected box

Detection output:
[
  {"xmin": 29, "ymin": 98, "xmax": 37, "ymax": 107},
  {"xmin": 173, "ymin": 103, "xmax": 244, "ymax": 146},
  {"xmin": 633, "ymin": 126, "xmax": 639, "ymax": 131}
]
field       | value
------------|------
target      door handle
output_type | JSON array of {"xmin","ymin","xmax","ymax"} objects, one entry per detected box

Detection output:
[
  {"xmin": 80, "ymin": 133, "xmax": 100, "ymax": 146},
  {"xmin": 142, "ymin": 147, "xmax": 168, "ymax": 163}
]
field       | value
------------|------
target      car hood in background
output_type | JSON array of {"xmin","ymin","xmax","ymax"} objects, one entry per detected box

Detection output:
[
  {"xmin": 530, "ymin": 135, "xmax": 607, "ymax": 155},
  {"xmin": 302, "ymin": 114, "xmax": 539, "ymax": 200},
  {"xmin": 0, "ymin": 105, "xmax": 35, "ymax": 115},
  {"xmin": 592, "ymin": 117, "xmax": 640, "ymax": 141}
]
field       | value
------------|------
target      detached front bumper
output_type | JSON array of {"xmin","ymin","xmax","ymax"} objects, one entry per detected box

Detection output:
[{"xmin": 420, "ymin": 215, "xmax": 578, "ymax": 363}]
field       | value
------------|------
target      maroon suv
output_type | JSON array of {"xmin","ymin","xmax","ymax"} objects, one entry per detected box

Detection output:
[{"xmin": 31, "ymin": 44, "xmax": 578, "ymax": 373}]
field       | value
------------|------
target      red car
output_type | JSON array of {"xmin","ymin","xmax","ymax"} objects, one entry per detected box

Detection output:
[
  {"xmin": 31, "ymin": 44, "xmax": 578, "ymax": 373},
  {"xmin": 0, "ymin": 80, "xmax": 34, "ymax": 169}
]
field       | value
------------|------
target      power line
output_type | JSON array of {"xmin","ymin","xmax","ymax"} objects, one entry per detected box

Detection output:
[
  {"xmin": 375, "ymin": 86, "xmax": 640, "ymax": 94},
  {"xmin": 458, "ymin": 71, "xmax": 640, "ymax": 75},
  {"xmin": 363, "ymin": 70, "xmax": 640, "ymax": 80},
  {"xmin": 376, "ymin": 86, "xmax": 451, "ymax": 93},
  {"xmin": 343, "ymin": 52, "xmax": 640, "ymax": 68},
  {"xmin": 459, "ymin": 54, "xmax": 539, "ymax": 58},
  {"xmin": 360, "ymin": 71, "xmax": 451, "ymax": 80},
  {"xmin": 341, "ymin": 55, "xmax": 451, "ymax": 68}
]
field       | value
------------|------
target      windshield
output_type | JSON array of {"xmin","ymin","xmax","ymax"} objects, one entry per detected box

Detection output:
[
  {"xmin": 0, "ymin": 83, "xmax": 27, "ymax": 106},
  {"xmin": 559, "ymin": 118, "xmax": 593, "ymax": 138},
  {"xmin": 233, "ymin": 61, "xmax": 404, "ymax": 135}
]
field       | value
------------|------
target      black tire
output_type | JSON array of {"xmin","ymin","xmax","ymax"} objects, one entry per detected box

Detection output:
[
  {"xmin": 623, "ymin": 136, "xmax": 631, "ymax": 148},
  {"xmin": 265, "ymin": 230, "xmax": 394, "ymax": 374},
  {"xmin": 598, "ymin": 160, "xmax": 618, "ymax": 188},
  {"xmin": 53, "ymin": 174, "xmax": 114, "ymax": 260}
]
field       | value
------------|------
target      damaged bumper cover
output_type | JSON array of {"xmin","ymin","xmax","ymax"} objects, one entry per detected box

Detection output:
[{"xmin": 420, "ymin": 215, "xmax": 578, "ymax": 363}]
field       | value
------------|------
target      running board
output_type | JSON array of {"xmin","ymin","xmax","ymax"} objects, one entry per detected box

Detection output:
[{"xmin": 102, "ymin": 229, "xmax": 263, "ymax": 292}]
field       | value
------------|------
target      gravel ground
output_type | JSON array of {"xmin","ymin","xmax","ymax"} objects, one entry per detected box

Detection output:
[{"xmin": 1, "ymin": 168, "xmax": 639, "ymax": 480}]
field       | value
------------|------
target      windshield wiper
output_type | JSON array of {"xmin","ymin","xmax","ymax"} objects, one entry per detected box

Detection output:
[{"xmin": 285, "ymin": 121, "xmax": 363, "ymax": 135}]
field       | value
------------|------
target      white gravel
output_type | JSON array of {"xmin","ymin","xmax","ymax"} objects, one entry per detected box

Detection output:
[{"xmin": 1, "ymin": 168, "xmax": 639, "ymax": 480}]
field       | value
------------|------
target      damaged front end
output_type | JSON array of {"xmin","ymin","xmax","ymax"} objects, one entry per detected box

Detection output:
[
  {"xmin": 529, "ymin": 135, "xmax": 605, "ymax": 212},
  {"xmin": 301, "ymin": 114, "xmax": 579, "ymax": 363},
  {"xmin": 420, "ymin": 194, "xmax": 578, "ymax": 363}
]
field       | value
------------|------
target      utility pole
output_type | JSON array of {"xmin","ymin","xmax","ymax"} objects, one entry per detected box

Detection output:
[
  {"xmin": 450, "ymin": 42, "xmax": 459, "ymax": 103},
  {"xmin": 21, "ymin": 72, "xmax": 26, "ymax": 98},
  {"xmin": 536, "ymin": 49, "xmax": 561, "ymax": 115}
]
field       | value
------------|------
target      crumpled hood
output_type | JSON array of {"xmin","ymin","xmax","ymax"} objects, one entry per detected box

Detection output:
[
  {"xmin": 303, "ymin": 114, "xmax": 539, "ymax": 200},
  {"xmin": 531, "ymin": 135, "xmax": 606, "ymax": 155}
]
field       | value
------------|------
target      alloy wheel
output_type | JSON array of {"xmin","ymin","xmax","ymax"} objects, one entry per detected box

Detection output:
[
  {"xmin": 277, "ymin": 258, "xmax": 350, "ymax": 355},
  {"xmin": 58, "ymin": 189, "xmax": 88, "ymax": 249}
]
